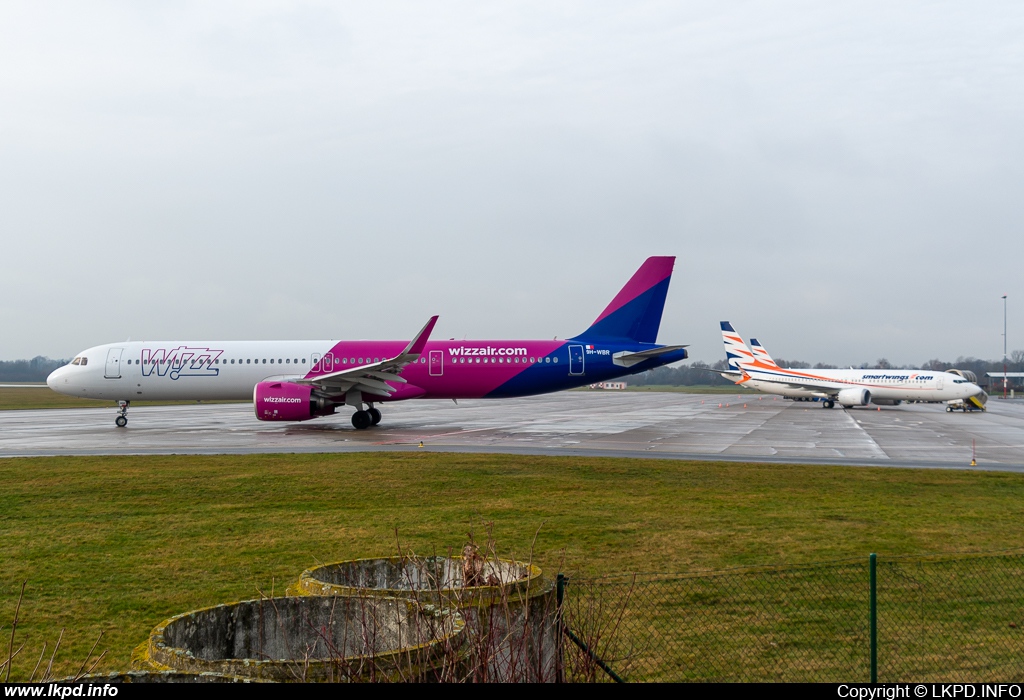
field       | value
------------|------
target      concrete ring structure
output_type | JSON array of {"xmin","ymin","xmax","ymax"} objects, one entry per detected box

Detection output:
[
  {"xmin": 292, "ymin": 556, "xmax": 558, "ymax": 682},
  {"xmin": 76, "ymin": 670, "xmax": 265, "ymax": 683},
  {"xmin": 137, "ymin": 595, "xmax": 465, "ymax": 682}
]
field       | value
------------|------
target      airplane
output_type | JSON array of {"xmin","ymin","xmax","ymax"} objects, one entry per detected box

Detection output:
[
  {"xmin": 46, "ymin": 257, "xmax": 689, "ymax": 429},
  {"xmin": 717, "ymin": 321, "xmax": 984, "ymax": 409}
]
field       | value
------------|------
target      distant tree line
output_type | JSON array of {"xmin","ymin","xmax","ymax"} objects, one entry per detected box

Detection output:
[
  {"xmin": 631, "ymin": 351, "xmax": 1024, "ymax": 387},
  {"xmin": 0, "ymin": 357, "xmax": 69, "ymax": 383}
]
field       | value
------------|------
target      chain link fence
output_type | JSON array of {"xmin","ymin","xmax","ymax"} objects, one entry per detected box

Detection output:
[{"xmin": 558, "ymin": 550, "xmax": 1024, "ymax": 682}]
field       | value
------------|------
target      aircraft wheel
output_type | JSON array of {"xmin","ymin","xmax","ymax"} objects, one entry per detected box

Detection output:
[
  {"xmin": 368, "ymin": 407, "xmax": 382, "ymax": 425},
  {"xmin": 823, "ymin": 400, "xmax": 834, "ymax": 409},
  {"xmin": 351, "ymin": 410, "xmax": 372, "ymax": 430},
  {"xmin": 946, "ymin": 406, "xmax": 953, "ymax": 413},
  {"xmin": 115, "ymin": 415, "xmax": 128, "ymax": 428}
]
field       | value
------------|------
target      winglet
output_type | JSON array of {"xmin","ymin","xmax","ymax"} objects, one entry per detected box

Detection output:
[{"xmin": 401, "ymin": 315, "xmax": 439, "ymax": 358}]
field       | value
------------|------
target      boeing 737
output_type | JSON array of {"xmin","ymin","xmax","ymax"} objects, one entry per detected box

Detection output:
[
  {"xmin": 717, "ymin": 322, "xmax": 984, "ymax": 409},
  {"xmin": 46, "ymin": 257, "xmax": 688, "ymax": 429}
]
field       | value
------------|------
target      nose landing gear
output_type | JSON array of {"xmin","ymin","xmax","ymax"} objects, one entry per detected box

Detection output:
[{"xmin": 115, "ymin": 400, "xmax": 130, "ymax": 427}]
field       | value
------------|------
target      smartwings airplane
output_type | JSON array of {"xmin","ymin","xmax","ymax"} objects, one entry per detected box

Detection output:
[
  {"xmin": 47, "ymin": 257, "xmax": 688, "ymax": 429},
  {"xmin": 717, "ymin": 322, "xmax": 984, "ymax": 409}
]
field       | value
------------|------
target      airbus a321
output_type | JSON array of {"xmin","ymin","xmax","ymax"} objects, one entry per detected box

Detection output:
[
  {"xmin": 717, "ymin": 322, "xmax": 984, "ymax": 409},
  {"xmin": 46, "ymin": 257, "xmax": 689, "ymax": 429}
]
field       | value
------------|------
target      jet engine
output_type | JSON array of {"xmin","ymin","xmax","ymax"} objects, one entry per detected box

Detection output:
[
  {"xmin": 253, "ymin": 381, "xmax": 335, "ymax": 422},
  {"xmin": 837, "ymin": 387, "xmax": 871, "ymax": 407}
]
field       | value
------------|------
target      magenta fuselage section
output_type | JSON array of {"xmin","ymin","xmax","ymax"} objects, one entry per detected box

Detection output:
[{"xmin": 303, "ymin": 338, "xmax": 686, "ymax": 401}]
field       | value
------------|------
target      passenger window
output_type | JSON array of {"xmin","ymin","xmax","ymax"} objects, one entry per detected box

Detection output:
[
  {"xmin": 270, "ymin": 359, "xmax": 274, "ymax": 364},
  {"xmin": 545, "ymin": 357, "xmax": 550, "ymax": 363},
  {"xmin": 279, "ymin": 359, "xmax": 283, "ymax": 364},
  {"xmin": 262, "ymin": 359, "xmax": 266, "ymax": 364},
  {"xmin": 553, "ymin": 357, "xmax": 558, "ymax": 363}
]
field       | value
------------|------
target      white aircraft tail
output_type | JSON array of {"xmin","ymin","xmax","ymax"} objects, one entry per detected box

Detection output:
[
  {"xmin": 749, "ymin": 338, "xmax": 780, "ymax": 368},
  {"xmin": 720, "ymin": 321, "xmax": 755, "ymax": 370}
]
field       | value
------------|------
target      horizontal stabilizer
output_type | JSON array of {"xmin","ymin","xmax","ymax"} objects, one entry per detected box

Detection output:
[{"xmin": 612, "ymin": 344, "xmax": 688, "ymax": 368}]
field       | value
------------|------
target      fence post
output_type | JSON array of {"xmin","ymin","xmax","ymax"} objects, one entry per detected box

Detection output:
[
  {"xmin": 556, "ymin": 573, "xmax": 566, "ymax": 683},
  {"xmin": 869, "ymin": 553, "xmax": 877, "ymax": 683}
]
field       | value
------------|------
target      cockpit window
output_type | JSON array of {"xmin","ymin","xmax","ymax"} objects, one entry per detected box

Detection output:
[
  {"xmin": 79, "ymin": 357, "xmax": 88, "ymax": 366},
  {"xmin": 71, "ymin": 358, "xmax": 81, "ymax": 365}
]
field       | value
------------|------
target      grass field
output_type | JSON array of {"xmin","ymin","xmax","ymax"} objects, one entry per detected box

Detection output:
[
  {"xmin": 2, "ymin": 452, "xmax": 1024, "ymax": 678},
  {"xmin": 0, "ymin": 387, "xmax": 241, "ymax": 410}
]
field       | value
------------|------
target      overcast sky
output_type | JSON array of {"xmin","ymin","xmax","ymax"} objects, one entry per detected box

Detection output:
[{"xmin": 1, "ymin": 1, "xmax": 1022, "ymax": 365}]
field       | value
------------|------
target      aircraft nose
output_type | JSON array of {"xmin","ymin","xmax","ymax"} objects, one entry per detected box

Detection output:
[{"xmin": 47, "ymin": 366, "xmax": 67, "ymax": 391}]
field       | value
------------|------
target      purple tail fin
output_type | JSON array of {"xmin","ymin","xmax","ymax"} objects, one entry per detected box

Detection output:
[{"xmin": 572, "ymin": 256, "xmax": 675, "ymax": 343}]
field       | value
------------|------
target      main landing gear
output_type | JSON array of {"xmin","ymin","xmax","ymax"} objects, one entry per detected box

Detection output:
[
  {"xmin": 351, "ymin": 405, "xmax": 383, "ymax": 430},
  {"xmin": 822, "ymin": 400, "xmax": 835, "ymax": 409},
  {"xmin": 115, "ymin": 400, "xmax": 130, "ymax": 428}
]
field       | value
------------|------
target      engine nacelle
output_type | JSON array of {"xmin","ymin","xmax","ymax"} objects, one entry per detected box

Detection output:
[
  {"xmin": 253, "ymin": 381, "xmax": 335, "ymax": 422},
  {"xmin": 837, "ymin": 387, "xmax": 871, "ymax": 407}
]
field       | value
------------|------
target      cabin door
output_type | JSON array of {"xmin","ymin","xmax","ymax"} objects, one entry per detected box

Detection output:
[
  {"xmin": 105, "ymin": 348, "xmax": 124, "ymax": 379},
  {"xmin": 429, "ymin": 350, "xmax": 443, "ymax": 376},
  {"xmin": 568, "ymin": 345, "xmax": 585, "ymax": 375}
]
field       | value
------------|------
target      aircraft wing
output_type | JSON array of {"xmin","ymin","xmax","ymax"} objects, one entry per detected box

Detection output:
[
  {"xmin": 747, "ymin": 368, "xmax": 846, "ymax": 395},
  {"xmin": 294, "ymin": 315, "xmax": 438, "ymax": 398}
]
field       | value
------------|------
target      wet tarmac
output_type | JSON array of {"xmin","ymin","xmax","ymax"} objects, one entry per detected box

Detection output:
[{"xmin": 2, "ymin": 392, "xmax": 1023, "ymax": 471}]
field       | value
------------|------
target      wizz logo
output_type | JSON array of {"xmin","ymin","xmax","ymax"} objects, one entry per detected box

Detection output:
[{"xmin": 141, "ymin": 346, "xmax": 224, "ymax": 380}]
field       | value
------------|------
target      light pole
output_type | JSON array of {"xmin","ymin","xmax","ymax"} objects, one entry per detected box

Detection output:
[{"xmin": 1003, "ymin": 294, "xmax": 1008, "ymax": 399}]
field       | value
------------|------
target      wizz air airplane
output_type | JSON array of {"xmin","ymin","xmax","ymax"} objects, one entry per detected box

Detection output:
[
  {"xmin": 46, "ymin": 257, "xmax": 688, "ymax": 429},
  {"xmin": 717, "ymin": 322, "xmax": 984, "ymax": 409}
]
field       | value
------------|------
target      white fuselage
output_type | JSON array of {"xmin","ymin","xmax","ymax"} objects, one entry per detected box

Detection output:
[
  {"xmin": 731, "ymin": 366, "xmax": 981, "ymax": 404},
  {"xmin": 47, "ymin": 341, "xmax": 338, "ymax": 401}
]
